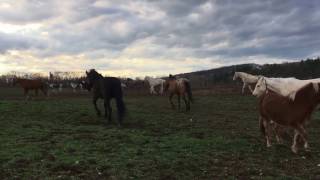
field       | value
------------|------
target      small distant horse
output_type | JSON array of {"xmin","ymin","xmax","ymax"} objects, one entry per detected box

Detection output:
[
  {"xmin": 145, "ymin": 76, "xmax": 166, "ymax": 95},
  {"xmin": 165, "ymin": 75, "xmax": 193, "ymax": 111},
  {"xmin": 48, "ymin": 83, "xmax": 63, "ymax": 93},
  {"xmin": 233, "ymin": 72, "xmax": 260, "ymax": 94},
  {"xmin": 13, "ymin": 78, "xmax": 48, "ymax": 100},
  {"xmin": 258, "ymin": 82, "xmax": 320, "ymax": 153},
  {"xmin": 70, "ymin": 82, "xmax": 78, "ymax": 93},
  {"xmin": 85, "ymin": 69, "xmax": 126, "ymax": 126}
]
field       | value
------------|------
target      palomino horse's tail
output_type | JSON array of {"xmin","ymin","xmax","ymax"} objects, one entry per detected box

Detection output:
[{"xmin": 184, "ymin": 81, "xmax": 193, "ymax": 103}]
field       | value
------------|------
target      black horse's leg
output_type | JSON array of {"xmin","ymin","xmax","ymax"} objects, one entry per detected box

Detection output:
[
  {"xmin": 177, "ymin": 94, "xmax": 181, "ymax": 110},
  {"xmin": 104, "ymin": 99, "xmax": 112, "ymax": 124},
  {"xmin": 182, "ymin": 94, "xmax": 190, "ymax": 111},
  {"xmin": 169, "ymin": 93, "xmax": 175, "ymax": 109},
  {"xmin": 41, "ymin": 87, "xmax": 47, "ymax": 97},
  {"xmin": 93, "ymin": 96, "xmax": 101, "ymax": 116},
  {"xmin": 24, "ymin": 88, "xmax": 29, "ymax": 101}
]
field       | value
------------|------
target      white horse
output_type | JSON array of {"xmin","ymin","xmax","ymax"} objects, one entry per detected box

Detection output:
[
  {"xmin": 59, "ymin": 83, "xmax": 63, "ymax": 92},
  {"xmin": 144, "ymin": 76, "xmax": 166, "ymax": 95},
  {"xmin": 233, "ymin": 72, "xmax": 260, "ymax": 94},
  {"xmin": 48, "ymin": 83, "xmax": 63, "ymax": 94},
  {"xmin": 70, "ymin": 82, "xmax": 78, "ymax": 93},
  {"xmin": 121, "ymin": 83, "xmax": 127, "ymax": 88},
  {"xmin": 252, "ymin": 76, "xmax": 320, "ymax": 100}
]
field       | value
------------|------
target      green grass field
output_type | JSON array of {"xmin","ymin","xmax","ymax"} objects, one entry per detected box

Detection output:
[{"xmin": 0, "ymin": 87, "xmax": 320, "ymax": 179}]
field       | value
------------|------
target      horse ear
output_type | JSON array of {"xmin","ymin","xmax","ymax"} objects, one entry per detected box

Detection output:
[{"xmin": 86, "ymin": 70, "xmax": 88, "ymax": 75}]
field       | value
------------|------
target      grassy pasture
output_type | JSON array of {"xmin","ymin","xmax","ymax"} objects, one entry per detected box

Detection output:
[{"xmin": 0, "ymin": 87, "xmax": 320, "ymax": 179}]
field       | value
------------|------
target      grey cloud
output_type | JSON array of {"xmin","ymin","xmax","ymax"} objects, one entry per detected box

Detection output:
[
  {"xmin": 0, "ymin": 0, "xmax": 56, "ymax": 24},
  {"xmin": 0, "ymin": 32, "xmax": 47, "ymax": 53},
  {"xmin": 1, "ymin": 0, "xmax": 320, "ymax": 67}
]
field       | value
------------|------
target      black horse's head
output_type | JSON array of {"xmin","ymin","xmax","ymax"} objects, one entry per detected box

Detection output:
[{"xmin": 85, "ymin": 69, "xmax": 103, "ymax": 89}]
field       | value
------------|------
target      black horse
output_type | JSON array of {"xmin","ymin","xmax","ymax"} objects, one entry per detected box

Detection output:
[{"xmin": 85, "ymin": 69, "xmax": 126, "ymax": 126}]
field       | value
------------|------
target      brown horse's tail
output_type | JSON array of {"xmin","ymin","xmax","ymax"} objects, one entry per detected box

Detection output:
[{"xmin": 184, "ymin": 81, "xmax": 193, "ymax": 103}]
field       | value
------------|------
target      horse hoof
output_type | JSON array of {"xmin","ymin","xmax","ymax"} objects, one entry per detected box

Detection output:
[{"xmin": 266, "ymin": 144, "xmax": 272, "ymax": 148}]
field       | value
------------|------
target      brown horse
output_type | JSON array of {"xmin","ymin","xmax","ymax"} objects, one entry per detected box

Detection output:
[
  {"xmin": 13, "ymin": 78, "xmax": 48, "ymax": 100},
  {"xmin": 259, "ymin": 82, "xmax": 320, "ymax": 153},
  {"xmin": 165, "ymin": 75, "xmax": 193, "ymax": 111}
]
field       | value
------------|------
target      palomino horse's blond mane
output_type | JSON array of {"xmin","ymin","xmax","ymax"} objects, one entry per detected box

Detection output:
[{"xmin": 254, "ymin": 77, "xmax": 320, "ymax": 100}]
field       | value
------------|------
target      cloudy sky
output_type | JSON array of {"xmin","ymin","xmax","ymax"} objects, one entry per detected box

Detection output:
[{"xmin": 0, "ymin": 0, "xmax": 319, "ymax": 77}]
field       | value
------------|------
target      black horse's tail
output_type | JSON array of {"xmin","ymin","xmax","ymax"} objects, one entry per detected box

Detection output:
[
  {"xmin": 116, "ymin": 86, "xmax": 126, "ymax": 123},
  {"xmin": 116, "ymin": 97, "xmax": 126, "ymax": 118},
  {"xmin": 184, "ymin": 81, "xmax": 193, "ymax": 103}
]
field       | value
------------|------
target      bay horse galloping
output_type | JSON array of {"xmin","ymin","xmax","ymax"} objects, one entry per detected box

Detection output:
[
  {"xmin": 13, "ymin": 78, "xmax": 48, "ymax": 100},
  {"xmin": 165, "ymin": 75, "xmax": 193, "ymax": 111},
  {"xmin": 85, "ymin": 69, "xmax": 126, "ymax": 126}
]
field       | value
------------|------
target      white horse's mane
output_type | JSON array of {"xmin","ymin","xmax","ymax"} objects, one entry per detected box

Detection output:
[{"xmin": 234, "ymin": 72, "xmax": 259, "ymax": 83}]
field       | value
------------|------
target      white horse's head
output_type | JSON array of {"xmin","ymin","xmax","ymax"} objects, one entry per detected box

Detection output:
[
  {"xmin": 232, "ymin": 72, "xmax": 239, "ymax": 81},
  {"xmin": 144, "ymin": 76, "xmax": 151, "ymax": 82},
  {"xmin": 252, "ymin": 77, "xmax": 267, "ymax": 97}
]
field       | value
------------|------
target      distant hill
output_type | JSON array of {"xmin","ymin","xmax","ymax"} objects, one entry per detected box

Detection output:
[{"xmin": 176, "ymin": 58, "xmax": 320, "ymax": 88}]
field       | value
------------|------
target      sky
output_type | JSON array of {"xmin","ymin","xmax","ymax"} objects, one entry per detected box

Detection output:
[{"xmin": 0, "ymin": 0, "xmax": 320, "ymax": 78}]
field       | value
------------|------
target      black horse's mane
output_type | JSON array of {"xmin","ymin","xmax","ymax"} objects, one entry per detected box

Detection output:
[{"xmin": 88, "ymin": 69, "xmax": 103, "ymax": 79}]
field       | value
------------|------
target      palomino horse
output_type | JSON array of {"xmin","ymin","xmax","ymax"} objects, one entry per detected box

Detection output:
[
  {"xmin": 258, "ymin": 82, "xmax": 320, "ymax": 153},
  {"xmin": 13, "ymin": 78, "xmax": 48, "ymax": 100},
  {"xmin": 144, "ymin": 76, "xmax": 166, "ymax": 95},
  {"xmin": 165, "ymin": 75, "xmax": 193, "ymax": 111},
  {"xmin": 233, "ymin": 72, "xmax": 260, "ymax": 94},
  {"xmin": 85, "ymin": 69, "xmax": 126, "ymax": 126},
  {"xmin": 253, "ymin": 76, "xmax": 320, "ymax": 100}
]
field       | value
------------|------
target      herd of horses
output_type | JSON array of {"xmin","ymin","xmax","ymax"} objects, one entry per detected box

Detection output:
[
  {"xmin": 9, "ymin": 70, "xmax": 320, "ymax": 153},
  {"xmin": 234, "ymin": 71, "xmax": 320, "ymax": 153},
  {"xmin": 10, "ymin": 69, "xmax": 194, "ymax": 123}
]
